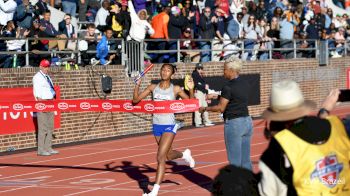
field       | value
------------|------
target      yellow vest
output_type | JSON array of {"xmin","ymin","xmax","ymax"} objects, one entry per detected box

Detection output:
[
  {"xmin": 275, "ymin": 116, "xmax": 350, "ymax": 196},
  {"xmin": 112, "ymin": 15, "xmax": 123, "ymax": 37}
]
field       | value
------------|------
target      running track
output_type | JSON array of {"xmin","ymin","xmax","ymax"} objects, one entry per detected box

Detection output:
[{"xmin": 0, "ymin": 106, "xmax": 349, "ymax": 196}]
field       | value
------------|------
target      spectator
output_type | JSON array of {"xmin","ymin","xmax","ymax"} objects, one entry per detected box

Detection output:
[
  {"xmin": 59, "ymin": 14, "xmax": 77, "ymax": 51},
  {"xmin": 79, "ymin": 0, "xmax": 100, "ymax": 22},
  {"xmin": 127, "ymin": 0, "xmax": 154, "ymax": 42},
  {"xmin": 62, "ymin": 0, "xmax": 77, "ymax": 17},
  {"xmin": 266, "ymin": 16, "xmax": 280, "ymax": 58},
  {"xmin": 229, "ymin": 0, "xmax": 244, "ymax": 17},
  {"xmin": 28, "ymin": 18, "xmax": 47, "ymax": 66},
  {"xmin": 215, "ymin": 0, "xmax": 230, "ymax": 16},
  {"xmin": 35, "ymin": 0, "xmax": 49, "ymax": 16},
  {"xmin": 33, "ymin": 59, "xmax": 59, "ymax": 156},
  {"xmin": 180, "ymin": 27, "xmax": 197, "ymax": 62},
  {"xmin": 257, "ymin": 18, "xmax": 270, "ymax": 60},
  {"xmin": 15, "ymin": 0, "xmax": 35, "ymax": 30},
  {"xmin": 305, "ymin": 17, "xmax": 318, "ymax": 57},
  {"xmin": 0, "ymin": 0, "xmax": 17, "ymax": 27},
  {"xmin": 106, "ymin": 2, "xmax": 123, "ymax": 38},
  {"xmin": 118, "ymin": 0, "xmax": 131, "ymax": 39},
  {"xmin": 256, "ymin": 1, "xmax": 268, "ymax": 20},
  {"xmin": 6, "ymin": 26, "xmax": 30, "ymax": 67},
  {"xmin": 199, "ymin": 58, "xmax": 254, "ymax": 170},
  {"xmin": 198, "ymin": 6, "xmax": 216, "ymax": 62},
  {"xmin": 192, "ymin": 63, "xmax": 216, "ymax": 128},
  {"xmin": 95, "ymin": 0, "xmax": 110, "ymax": 32},
  {"xmin": 243, "ymin": 15, "xmax": 260, "ymax": 61},
  {"xmin": 150, "ymin": 2, "xmax": 171, "ymax": 63},
  {"xmin": 0, "ymin": 20, "xmax": 16, "ymax": 68},
  {"xmin": 334, "ymin": 27, "xmax": 346, "ymax": 56},
  {"xmin": 258, "ymin": 80, "xmax": 350, "ymax": 196},
  {"xmin": 168, "ymin": 6, "xmax": 188, "ymax": 63},
  {"xmin": 40, "ymin": 10, "xmax": 67, "ymax": 51},
  {"xmin": 279, "ymin": 14, "xmax": 297, "ymax": 59},
  {"xmin": 80, "ymin": 23, "xmax": 101, "ymax": 65}
]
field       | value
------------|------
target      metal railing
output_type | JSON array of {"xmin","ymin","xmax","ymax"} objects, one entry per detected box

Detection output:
[{"xmin": 0, "ymin": 37, "xmax": 349, "ymax": 73}]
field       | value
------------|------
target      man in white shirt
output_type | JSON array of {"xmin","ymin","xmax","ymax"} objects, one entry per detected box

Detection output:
[{"xmin": 33, "ymin": 59, "xmax": 59, "ymax": 156}]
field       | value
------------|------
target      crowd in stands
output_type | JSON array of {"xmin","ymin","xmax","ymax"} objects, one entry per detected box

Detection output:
[{"xmin": 0, "ymin": 0, "xmax": 350, "ymax": 67}]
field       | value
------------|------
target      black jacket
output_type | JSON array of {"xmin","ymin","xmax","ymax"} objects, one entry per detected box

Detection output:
[
  {"xmin": 192, "ymin": 70, "xmax": 208, "ymax": 94},
  {"xmin": 168, "ymin": 14, "xmax": 188, "ymax": 39}
]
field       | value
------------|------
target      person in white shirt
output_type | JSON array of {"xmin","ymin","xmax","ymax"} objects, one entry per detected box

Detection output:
[
  {"xmin": 33, "ymin": 59, "xmax": 59, "ymax": 156},
  {"xmin": 94, "ymin": 0, "xmax": 110, "ymax": 32},
  {"xmin": 0, "ymin": 0, "xmax": 17, "ymax": 26},
  {"xmin": 127, "ymin": 0, "xmax": 154, "ymax": 42}
]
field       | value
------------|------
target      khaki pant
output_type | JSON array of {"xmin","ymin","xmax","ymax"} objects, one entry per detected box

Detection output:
[
  {"xmin": 194, "ymin": 91, "xmax": 212, "ymax": 125},
  {"xmin": 37, "ymin": 112, "xmax": 54, "ymax": 153},
  {"xmin": 49, "ymin": 34, "xmax": 67, "ymax": 51}
]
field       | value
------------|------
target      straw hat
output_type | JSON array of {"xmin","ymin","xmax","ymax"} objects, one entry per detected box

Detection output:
[{"xmin": 262, "ymin": 80, "xmax": 316, "ymax": 121}]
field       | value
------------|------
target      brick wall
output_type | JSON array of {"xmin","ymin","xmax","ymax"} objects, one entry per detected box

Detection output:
[{"xmin": 0, "ymin": 57, "xmax": 349, "ymax": 152}]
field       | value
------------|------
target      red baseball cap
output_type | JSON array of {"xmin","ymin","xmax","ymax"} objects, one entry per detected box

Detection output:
[{"xmin": 40, "ymin": 59, "xmax": 50, "ymax": 67}]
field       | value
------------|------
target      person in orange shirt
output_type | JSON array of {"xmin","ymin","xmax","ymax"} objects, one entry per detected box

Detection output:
[{"xmin": 149, "ymin": 3, "xmax": 171, "ymax": 63}]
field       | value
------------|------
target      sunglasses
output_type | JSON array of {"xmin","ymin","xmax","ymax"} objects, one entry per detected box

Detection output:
[{"xmin": 184, "ymin": 31, "xmax": 191, "ymax": 33}]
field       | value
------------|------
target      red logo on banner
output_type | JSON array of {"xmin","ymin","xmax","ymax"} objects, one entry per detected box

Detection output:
[
  {"xmin": 170, "ymin": 102, "xmax": 185, "ymax": 111},
  {"xmin": 58, "ymin": 102, "xmax": 69, "ymax": 110},
  {"xmin": 35, "ymin": 103, "xmax": 47, "ymax": 111},
  {"xmin": 80, "ymin": 102, "xmax": 91, "ymax": 110},
  {"xmin": 144, "ymin": 104, "xmax": 155, "ymax": 112},
  {"xmin": 13, "ymin": 103, "xmax": 24, "ymax": 111},
  {"xmin": 102, "ymin": 102, "xmax": 112, "ymax": 110},
  {"xmin": 123, "ymin": 102, "xmax": 133, "ymax": 110}
]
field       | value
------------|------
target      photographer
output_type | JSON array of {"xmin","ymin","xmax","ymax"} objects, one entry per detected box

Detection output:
[
  {"xmin": 258, "ymin": 81, "xmax": 350, "ymax": 196},
  {"xmin": 15, "ymin": 0, "xmax": 35, "ymax": 30}
]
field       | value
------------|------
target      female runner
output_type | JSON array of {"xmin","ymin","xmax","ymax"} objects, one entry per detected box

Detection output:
[{"xmin": 132, "ymin": 63, "xmax": 195, "ymax": 196}]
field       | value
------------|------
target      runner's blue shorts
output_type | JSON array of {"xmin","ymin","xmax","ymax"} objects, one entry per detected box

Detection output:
[{"xmin": 152, "ymin": 124, "xmax": 178, "ymax": 136}]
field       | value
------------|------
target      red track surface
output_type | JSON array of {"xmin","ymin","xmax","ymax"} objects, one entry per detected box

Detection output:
[{"xmin": 0, "ymin": 105, "xmax": 349, "ymax": 196}]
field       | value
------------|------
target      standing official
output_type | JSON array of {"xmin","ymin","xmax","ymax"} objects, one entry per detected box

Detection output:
[
  {"xmin": 192, "ymin": 63, "xmax": 215, "ymax": 127},
  {"xmin": 33, "ymin": 59, "xmax": 58, "ymax": 156},
  {"xmin": 199, "ymin": 58, "xmax": 253, "ymax": 170}
]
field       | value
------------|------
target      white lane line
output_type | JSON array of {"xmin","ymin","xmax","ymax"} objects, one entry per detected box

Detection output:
[
  {"xmin": 62, "ymin": 143, "xmax": 266, "ymax": 196},
  {"xmin": 0, "ymin": 131, "xmax": 224, "ymax": 171}
]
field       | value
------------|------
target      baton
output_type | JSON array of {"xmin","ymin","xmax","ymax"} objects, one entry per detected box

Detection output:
[{"xmin": 134, "ymin": 63, "xmax": 155, "ymax": 83}]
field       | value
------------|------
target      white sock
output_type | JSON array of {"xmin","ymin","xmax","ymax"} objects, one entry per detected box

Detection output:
[
  {"xmin": 182, "ymin": 152, "xmax": 186, "ymax": 159},
  {"xmin": 150, "ymin": 184, "xmax": 160, "ymax": 195}
]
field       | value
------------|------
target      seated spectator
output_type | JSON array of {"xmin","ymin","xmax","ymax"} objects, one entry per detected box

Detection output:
[
  {"xmin": 212, "ymin": 164, "xmax": 260, "ymax": 196},
  {"xmin": 59, "ymin": 14, "xmax": 77, "ymax": 51},
  {"xmin": 39, "ymin": 10, "xmax": 67, "ymax": 51}
]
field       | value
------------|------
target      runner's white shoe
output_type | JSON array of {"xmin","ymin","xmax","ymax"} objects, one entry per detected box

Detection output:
[{"xmin": 183, "ymin": 149, "xmax": 195, "ymax": 168}]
